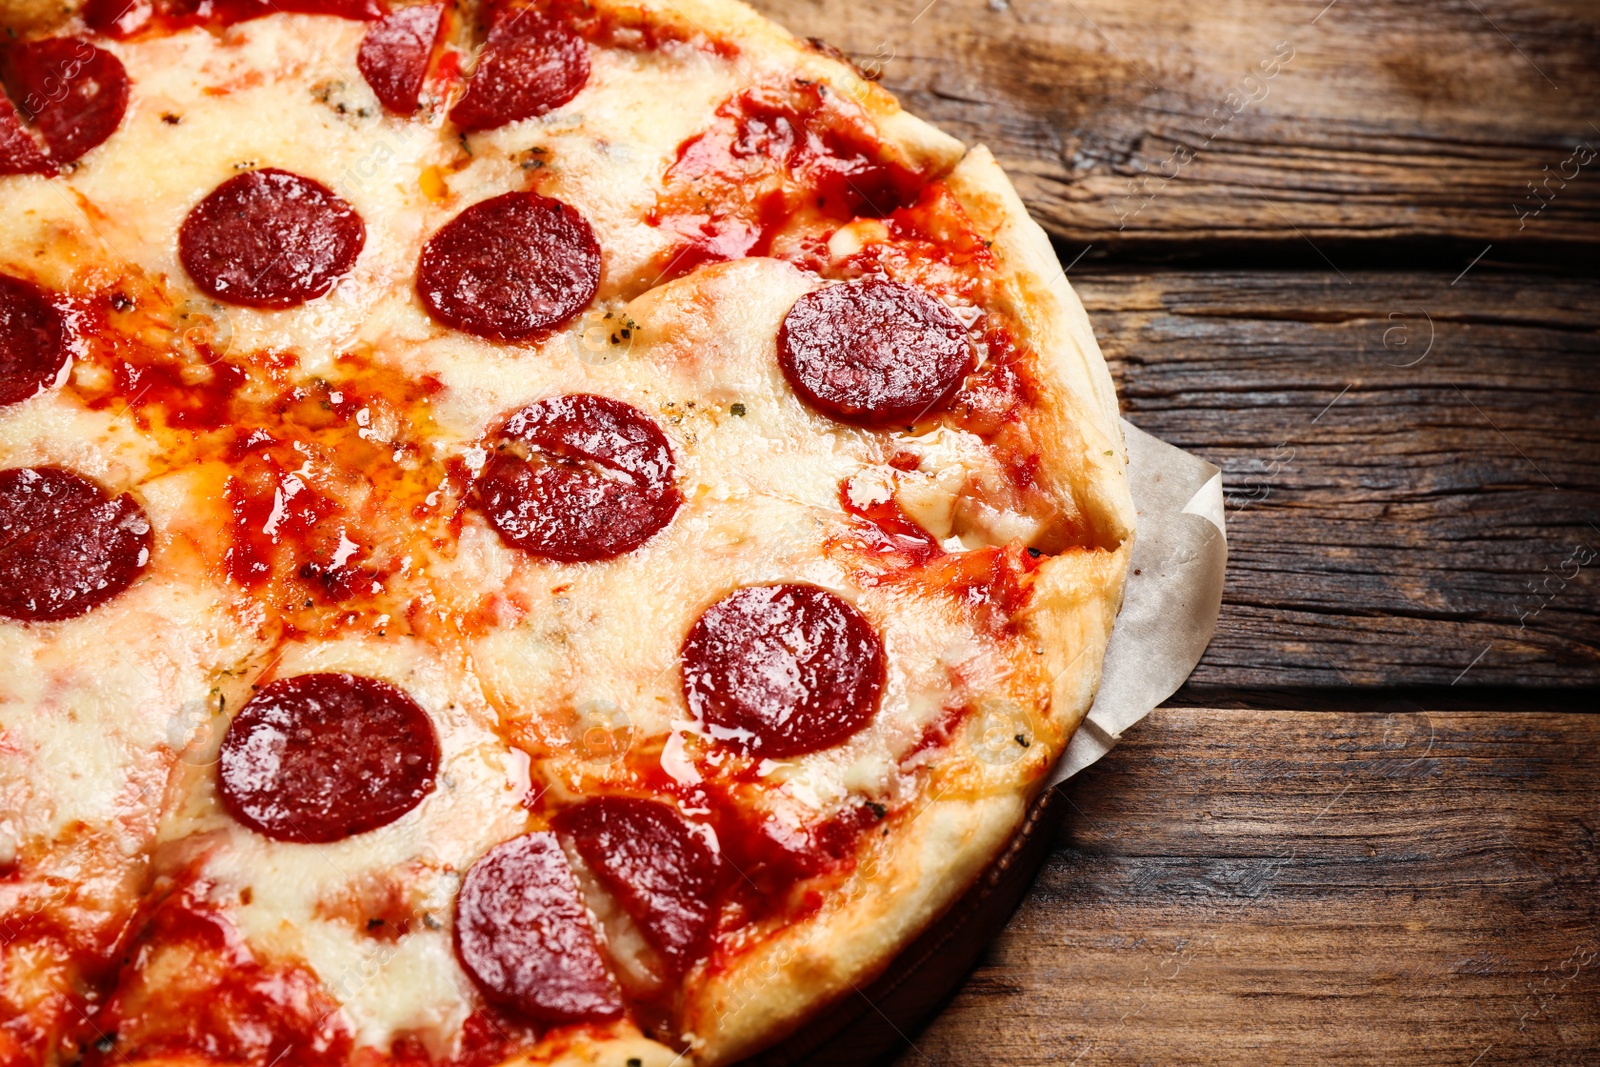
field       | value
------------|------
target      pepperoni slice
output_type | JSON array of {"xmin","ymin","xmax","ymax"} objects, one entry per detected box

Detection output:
[
  {"xmin": 778, "ymin": 278, "xmax": 974, "ymax": 428},
  {"xmin": 553, "ymin": 797, "xmax": 718, "ymax": 975},
  {"xmin": 2, "ymin": 38, "xmax": 130, "ymax": 167},
  {"xmin": 216, "ymin": 673, "xmax": 439, "ymax": 843},
  {"xmin": 179, "ymin": 169, "xmax": 366, "ymax": 309},
  {"xmin": 0, "ymin": 468, "xmax": 152, "ymax": 623},
  {"xmin": 0, "ymin": 94, "xmax": 50, "ymax": 176},
  {"xmin": 474, "ymin": 394, "xmax": 680, "ymax": 563},
  {"xmin": 455, "ymin": 832, "xmax": 624, "ymax": 1024},
  {"xmin": 416, "ymin": 191, "xmax": 599, "ymax": 340},
  {"xmin": 449, "ymin": 11, "xmax": 589, "ymax": 133},
  {"xmin": 682, "ymin": 584, "xmax": 885, "ymax": 758},
  {"xmin": 358, "ymin": 3, "xmax": 445, "ymax": 115},
  {"xmin": 0, "ymin": 274, "xmax": 68, "ymax": 407}
]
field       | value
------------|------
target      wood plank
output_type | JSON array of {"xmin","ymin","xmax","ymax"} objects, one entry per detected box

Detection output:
[
  {"xmin": 1073, "ymin": 269, "xmax": 1600, "ymax": 689},
  {"xmin": 752, "ymin": 0, "xmax": 1600, "ymax": 252},
  {"xmin": 896, "ymin": 708, "xmax": 1600, "ymax": 1066}
]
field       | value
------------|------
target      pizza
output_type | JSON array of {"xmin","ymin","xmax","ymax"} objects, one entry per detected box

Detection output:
[{"xmin": 0, "ymin": 2, "xmax": 1135, "ymax": 1065}]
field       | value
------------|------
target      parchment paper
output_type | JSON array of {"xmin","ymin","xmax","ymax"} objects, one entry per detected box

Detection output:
[{"xmin": 1050, "ymin": 421, "xmax": 1228, "ymax": 786}]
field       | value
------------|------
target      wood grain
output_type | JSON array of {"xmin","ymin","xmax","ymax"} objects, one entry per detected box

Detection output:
[
  {"xmin": 894, "ymin": 708, "xmax": 1600, "ymax": 1066},
  {"xmin": 1071, "ymin": 269, "xmax": 1600, "ymax": 689},
  {"xmin": 753, "ymin": 0, "xmax": 1600, "ymax": 254}
]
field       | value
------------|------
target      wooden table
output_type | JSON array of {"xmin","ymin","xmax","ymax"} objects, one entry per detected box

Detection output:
[{"xmin": 749, "ymin": 1, "xmax": 1600, "ymax": 1062}]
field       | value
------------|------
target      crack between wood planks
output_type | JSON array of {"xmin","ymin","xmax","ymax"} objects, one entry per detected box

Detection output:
[{"xmin": 1217, "ymin": 596, "xmax": 1587, "ymax": 628}]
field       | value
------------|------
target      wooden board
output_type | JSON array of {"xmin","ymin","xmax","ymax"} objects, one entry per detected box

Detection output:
[
  {"xmin": 1076, "ymin": 269, "xmax": 1600, "ymax": 690},
  {"xmin": 896, "ymin": 709, "xmax": 1600, "ymax": 1066},
  {"xmin": 751, "ymin": 0, "xmax": 1600, "ymax": 255}
]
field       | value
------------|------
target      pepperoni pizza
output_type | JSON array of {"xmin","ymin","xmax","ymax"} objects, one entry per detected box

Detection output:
[{"xmin": 0, "ymin": 2, "xmax": 1135, "ymax": 1064}]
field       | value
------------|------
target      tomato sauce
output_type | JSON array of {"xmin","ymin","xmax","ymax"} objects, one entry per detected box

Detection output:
[
  {"xmin": 829, "ymin": 478, "xmax": 1046, "ymax": 636},
  {"xmin": 531, "ymin": 745, "xmax": 888, "ymax": 942},
  {"xmin": 375, "ymin": 1010, "xmax": 540, "ymax": 1067},
  {"xmin": 701, "ymin": 788, "xmax": 881, "ymax": 933},
  {"xmin": 903, "ymin": 701, "xmax": 969, "ymax": 763},
  {"xmin": 88, "ymin": 881, "xmax": 354, "ymax": 1067},
  {"xmin": 72, "ymin": 286, "xmax": 252, "ymax": 432},
  {"xmin": 837, "ymin": 479, "xmax": 943, "ymax": 567},
  {"xmin": 855, "ymin": 183, "xmax": 1003, "ymax": 305},
  {"xmin": 649, "ymin": 81, "xmax": 928, "ymax": 280},
  {"xmin": 101, "ymin": 357, "xmax": 246, "ymax": 431},
  {"xmin": 0, "ymin": 814, "xmax": 162, "ymax": 1064},
  {"xmin": 61, "ymin": 273, "xmax": 473, "ymax": 641},
  {"xmin": 0, "ymin": 916, "xmax": 124, "ymax": 1065}
]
